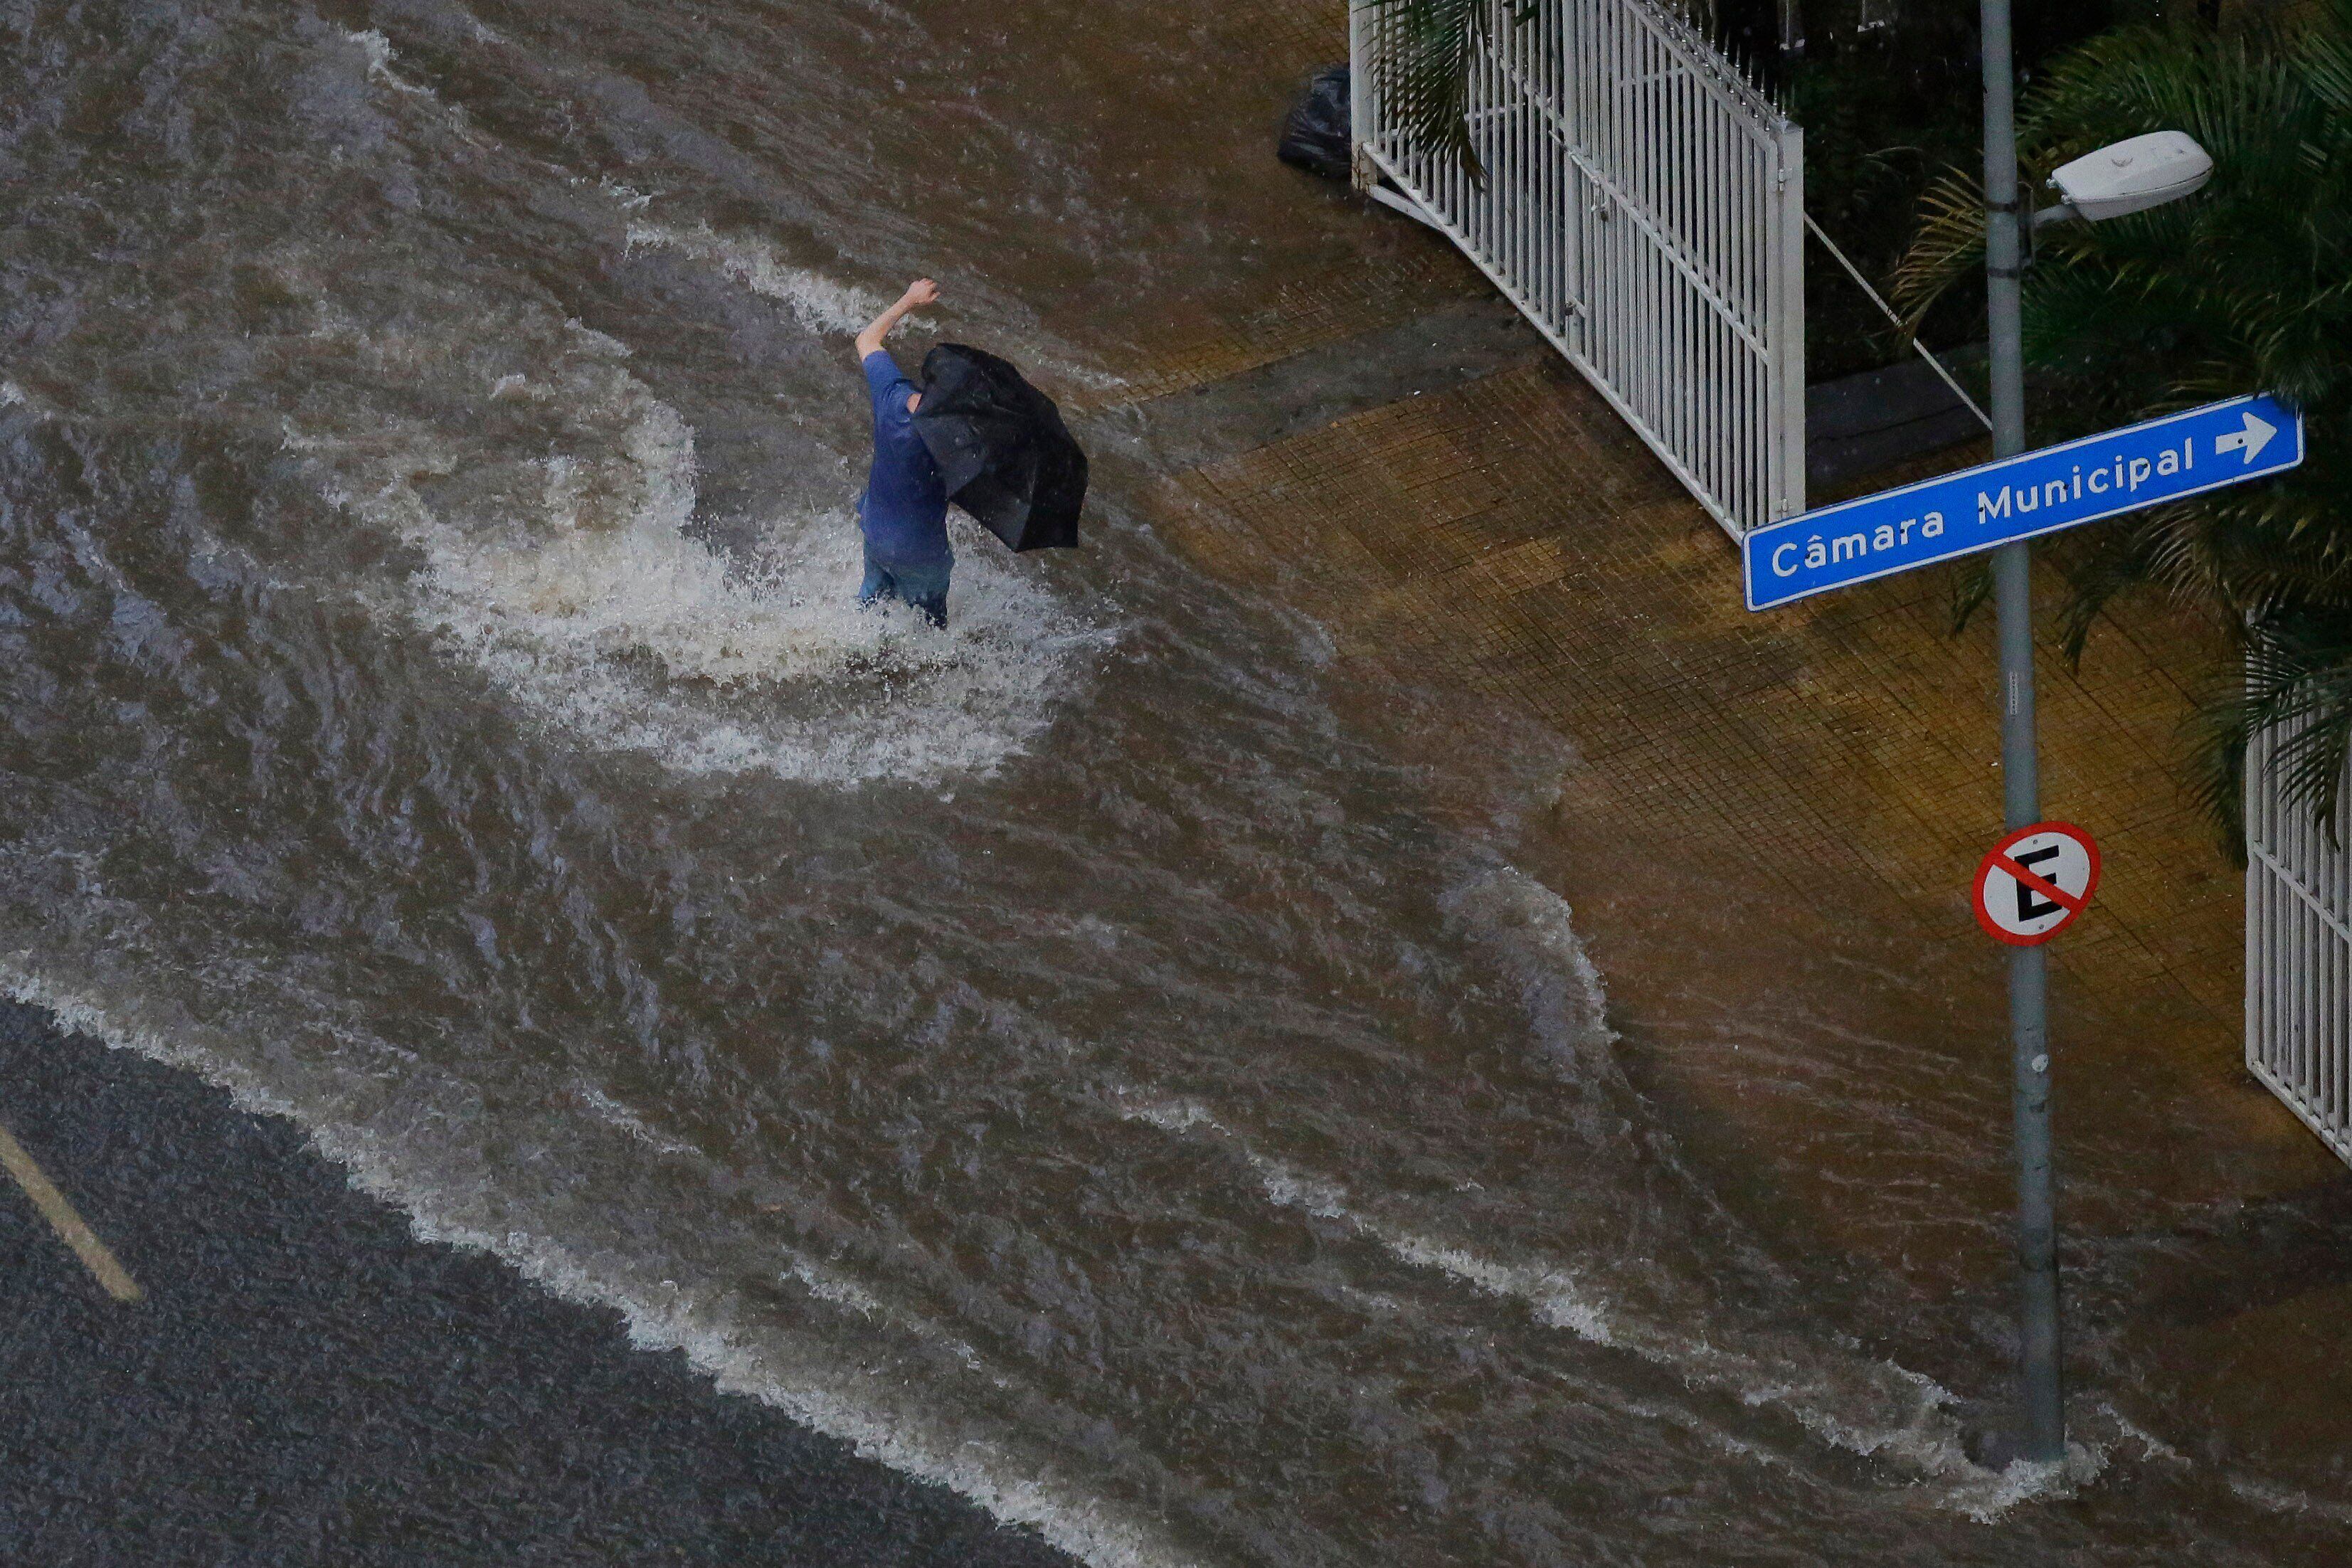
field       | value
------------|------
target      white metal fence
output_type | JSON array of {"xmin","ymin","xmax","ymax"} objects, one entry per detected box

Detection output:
[
  {"xmin": 2246, "ymin": 727, "xmax": 2352, "ymax": 1168},
  {"xmin": 1349, "ymin": 0, "xmax": 1806, "ymax": 538}
]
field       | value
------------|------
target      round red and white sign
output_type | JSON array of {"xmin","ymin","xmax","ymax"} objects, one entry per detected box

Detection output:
[{"xmin": 1973, "ymin": 822, "xmax": 2101, "ymax": 946}]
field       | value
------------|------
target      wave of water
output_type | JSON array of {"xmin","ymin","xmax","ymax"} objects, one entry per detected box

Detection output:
[
  {"xmin": 319, "ymin": 367, "xmax": 1103, "ymax": 786},
  {"xmin": 624, "ymin": 222, "xmax": 894, "ymax": 336},
  {"xmin": 3, "ymin": 3, "xmax": 2340, "ymax": 1565},
  {"xmin": 0, "ymin": 955, "xmax": 1198, "ymax": 1568},
  {"xmin": 262, "ymin": 223, "xmax": 1106, "ymax": 785},
  {"xmin": 1109, "ymin": 1088, "xmax": 2068, "ymax": 1516}
]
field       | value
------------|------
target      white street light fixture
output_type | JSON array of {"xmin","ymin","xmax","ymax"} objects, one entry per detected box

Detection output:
[{"xmin": 2038, "ymin": 130, "xmax": 2214, "ymax": 228}]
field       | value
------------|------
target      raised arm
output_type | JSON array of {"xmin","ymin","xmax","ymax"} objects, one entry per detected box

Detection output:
[{"xmin": 854, "ymin": 279, "xmax": 940, "ymax": 362}]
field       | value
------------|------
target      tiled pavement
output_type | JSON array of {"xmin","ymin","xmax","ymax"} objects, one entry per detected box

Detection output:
[
  {"xmin": 1152, "ymin": 353, "xmax": 2249, "ymax": 1056},
  {"xmin": 1057, "ymin": 0, "xmax": 2343, "ymax": 1271},
  {"xmin": 1079, "ymin": 0, "xmax": 2352, "ymax": 1459}
]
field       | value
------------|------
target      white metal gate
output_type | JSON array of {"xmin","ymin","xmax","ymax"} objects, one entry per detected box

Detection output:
[
  {"xmin": 2246, "ymin": 726, "xmax": 2352, "ymax": 1167},
  {"xmin": 1348, "ymin": 0, "xmax": 1806, "ymax": 537}
]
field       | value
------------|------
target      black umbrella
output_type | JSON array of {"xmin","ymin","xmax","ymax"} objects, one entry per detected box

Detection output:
[{"xmin": 911, "ymin": 344, "xmax": 1088, "ymax": 552}]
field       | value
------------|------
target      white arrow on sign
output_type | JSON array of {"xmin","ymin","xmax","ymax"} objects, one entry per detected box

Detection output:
[{"xmin": 2216, "ymin": 410, "xmax": 2277, "ymax": 465}]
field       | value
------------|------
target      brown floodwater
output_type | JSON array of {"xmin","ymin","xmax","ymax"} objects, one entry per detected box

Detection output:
[{"xmin": 2, "ymin": 0, "xmax": 2346, "ymax": 1562}]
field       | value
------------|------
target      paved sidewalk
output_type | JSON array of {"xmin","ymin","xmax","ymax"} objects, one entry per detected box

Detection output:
[
  {"xmin": 1157, "ymin": 357, "xmax": 2247, "ymax": 1049},
  {"xmin": 1083, "ymin": 147, "xmax": 2352, "ymax": 1255},
  {"xmin": 1100, "ymin": 249, "xmax": 2352, "ymax": 1467}
]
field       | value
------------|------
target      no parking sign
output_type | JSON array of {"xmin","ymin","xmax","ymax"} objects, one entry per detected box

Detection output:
[{"xmin": 1973, "ymin": 822, "xmax": 2102, "ymax": 946}]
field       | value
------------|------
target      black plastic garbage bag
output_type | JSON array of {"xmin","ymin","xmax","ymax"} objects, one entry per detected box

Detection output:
[
  {"xmin": 1277, "ymin": 64, "xmax": 1350, "ymax": 181},
  {"xmin": 912, "ymin": 344, "xmax": 1088, "ymax": 553}
]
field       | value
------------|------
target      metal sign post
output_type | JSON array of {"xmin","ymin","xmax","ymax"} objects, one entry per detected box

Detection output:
[
  {"xmin": 1744, "ymin": 413, "xmax": 2295, "ymax": 1471},
  {"xmin": 1978, "ymin": 0, "xmax": 2067, "ymax": 1466},
  {"xmin": 1730, "ymin": 4, "xmax": 2294, "ymax": 1461}
]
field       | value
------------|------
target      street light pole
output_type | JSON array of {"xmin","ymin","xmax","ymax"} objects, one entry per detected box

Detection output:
[{"xmin": 1978, "ymin": 0, "xmax": 2066, "ymax": 1463}]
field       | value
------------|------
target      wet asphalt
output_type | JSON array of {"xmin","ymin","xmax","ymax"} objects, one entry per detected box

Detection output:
[{"xmin": 0, "ymin": 1000, "xmax": 1074, "ymax": 1568}]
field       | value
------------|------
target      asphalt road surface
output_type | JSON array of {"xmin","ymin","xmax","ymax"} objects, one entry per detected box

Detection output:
[{"xmin": 0, "ymin": 1000, "xmax": 1074, "ymax": 1568}]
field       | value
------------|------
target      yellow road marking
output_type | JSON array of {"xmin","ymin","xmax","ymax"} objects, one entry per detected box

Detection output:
[{"xmin": 0, "ymin": 1121, "xmax": 143, "ymax": 1303}]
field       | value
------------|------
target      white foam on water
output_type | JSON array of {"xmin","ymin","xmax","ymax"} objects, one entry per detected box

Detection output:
[
  {"xmin": 782, "ymin": 1258, "xmax": 1001, "ymax": 1382},
  {"xmin": 1123, "ymin": 1100, "xmax": 1212, "ymax": 1135},
  {"xmin": 1253, "ymin": 1164, "xmax": 1347, "ymax": 1222},
  {"xmin": 346, "ymin": 29, "xmax": 431, "ymax": 97},
  {"xmin": 300, "ymin": 345, "xmax": 1105, "ymax": 787},
  {"xmin": 1439, "ymin": 872, "xmax": 2102, "ymax": 1513},
  {"xmin": 1351, "ymin": 1206, "xmax": 1979, "ymax": 1491},
  {"xmin": 0, "ymin": 960, "xmax": 1199, "ymax": 1568},
  {"xmin": 511, "ymin": 1081, "xmax": 1011, "ymax": 1384},
  {"xmin": 1118, "ymin": 1089, "xmax": 1619, "ymax": 1339},
  {"xmin": 314, "ymin": 34, "xmax": 1111, "ymax": 795},
  {"xmin": 1, "ymin": 378, "xmax": 48, "ymax": 422},
  {"xmin": 2229, "ymin": 1474, "xmax": 2352, "ymax": 1525},
  {"xmin": 1373, "ymin": 1231, "xmax": 1619, "ymax": 1346},
  {"xmin": 598, "ymin": 179, "xmax": 655, "ymax": 212},
  {"xmin": 1935, "ymin": 1454, "xmax": 2075, "ymax": 1522},
  {"xmin": 783, "ymin": 1257, "xmax": 895, "ymax": 1325},
  {"xmin": 573, "ymin": 1083, "xmax": 698, "ymax": 1157},
  {"xmin": 1113, "ymin": 1069, "xmax": 2055, "ymax": 1517},
  {"xmin": 625, "ymin": 223, "xmax": 893, "ymax": 337},
  {"xmin": 1439, "ymin": 867, "xmax": 1615, "ymax": 1063},
  {"xmin": 299, "ymin": 33, "xmax": 1108, "ymax": 785},
  {"xmin": 620, "ymin": 221, "xmax": 1126, "ymax": 398},
  {"xmin": 2082, "ymin": 1402, "xmax": 2187, "ymax": 1469}
]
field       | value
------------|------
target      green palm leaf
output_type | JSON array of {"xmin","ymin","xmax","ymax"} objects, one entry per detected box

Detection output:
[
  {"xmin": 1357, "ymin": 0, "xmax": 1540, "ymax": 184},
  {"xmin": 1896, "ymin": 1, "xmax": 2352, "ymax": 846}
]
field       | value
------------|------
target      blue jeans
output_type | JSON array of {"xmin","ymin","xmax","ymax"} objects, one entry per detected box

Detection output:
[{"xmin": 858, "ymin": 550, "xmax": 952, "ymax": 627}]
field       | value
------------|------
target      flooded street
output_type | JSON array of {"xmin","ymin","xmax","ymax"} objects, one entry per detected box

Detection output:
[{"xmin": 3, "ymin": 1, "xmax": 2346, "ymax": 1562}]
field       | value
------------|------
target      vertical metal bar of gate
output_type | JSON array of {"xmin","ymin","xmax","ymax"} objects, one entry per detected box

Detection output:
[
  {"xmin": 2246, "ymin": 722, "xmax": 2352, "ymax": 1170},
  {"xmin": 1353, "ymin": 0, "xmax": 1804, "ymax": 538}
]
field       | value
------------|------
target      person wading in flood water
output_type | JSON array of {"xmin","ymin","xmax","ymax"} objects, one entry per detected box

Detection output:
[{"xmin": 852, "ymin": 279, "xmax": 952, "ymax": 626}]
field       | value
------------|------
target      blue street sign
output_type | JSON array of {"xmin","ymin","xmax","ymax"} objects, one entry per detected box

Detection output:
[{"xmin": 1744, "ymin": 393, "xmax": 2305, "ymax": 611}]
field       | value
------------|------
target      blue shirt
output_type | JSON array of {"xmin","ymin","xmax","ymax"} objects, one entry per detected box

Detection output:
[{"xmin": 858, "ymin": 351, "xmax": 951, "ymax": 568}]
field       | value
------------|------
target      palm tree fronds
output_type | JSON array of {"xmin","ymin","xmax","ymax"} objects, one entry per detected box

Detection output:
[
  {"xmin": 1359, "ymin": 0, "xmax": 1502, "ymax": 185},
  {"xmin": 1944, "ymin": 555, "xmax": 1994, "ymax": 636},
  {"xmin": 1897, "ymin": 2, "xmax": 2352, "ymax": 839},
  {"xmin": 1888, "ymin": 169, "xmax": 1987, "ymax": 330}
]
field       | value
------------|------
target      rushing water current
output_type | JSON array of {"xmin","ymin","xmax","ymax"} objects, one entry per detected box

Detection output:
[{"xmin": 3, "ymin": 3, "xmax": 2346, "ymax": 1564}]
